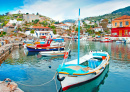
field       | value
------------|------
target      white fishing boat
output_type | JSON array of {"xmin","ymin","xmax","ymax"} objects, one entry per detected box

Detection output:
[
  {"xmin": 116, "ymin": 40, "xmax": 125, "ymax": 43},
  {"xmin": 125, "ymin": 38, "xmax": 130, "ymax": 44},
  {"xmin": 56, "ymin": 9, "xmax": 110, "ymax": 91},
  {"xmin": 39, "ymin": 49, "xmax": 71, "ymax": 57}
]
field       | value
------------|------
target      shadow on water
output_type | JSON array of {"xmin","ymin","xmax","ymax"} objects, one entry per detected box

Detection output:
[{"xmin": 59, "ymin": 65, "xmax": 109, "ymax": 92}]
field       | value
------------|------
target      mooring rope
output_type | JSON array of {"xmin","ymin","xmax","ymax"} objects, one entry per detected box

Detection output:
[
  {"xmin": 54, "ymin": 77, "xmax": 58, "ymax": 92},
  {"xmin": 13, "ymin": 72, "xmax": 57, "ymax": 87}
]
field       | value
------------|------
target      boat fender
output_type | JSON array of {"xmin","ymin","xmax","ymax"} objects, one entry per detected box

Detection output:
[
  {"xmin": 48, "ymin": 66, "xmax": 51, "ymax": 68},
  {"xmin": 94, "ymin": 70, "xmax": 100, "ymax": 75},
  {"xmin": 57, "ymin": 74, "xmax": 65, "ymax": 81}
]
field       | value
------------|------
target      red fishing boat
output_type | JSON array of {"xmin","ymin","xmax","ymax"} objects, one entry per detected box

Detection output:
[{"xmin": 100, "ymin": 38, "xmax": 113, "ymax": 42}]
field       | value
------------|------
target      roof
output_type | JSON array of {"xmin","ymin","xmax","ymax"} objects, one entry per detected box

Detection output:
[
  {"xmin": 114, "ymin": 15, "xmax": 130, "ymax": 20},
  {"xmin": 93, "ymin": 27, "xmax": 103, "ymax": 29},
  {"xmin": 32, "ymin": 26, "xmax": 50, "ymax": 29}
]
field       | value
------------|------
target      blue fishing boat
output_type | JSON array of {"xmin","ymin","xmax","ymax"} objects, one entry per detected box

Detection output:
[
  {"xmin": 56, "ymin": 9, "xmax": 110, "ymax": 91},
  {"xmin": 26, "ymin": 46, "xmax": 65, "ymax": 52}
]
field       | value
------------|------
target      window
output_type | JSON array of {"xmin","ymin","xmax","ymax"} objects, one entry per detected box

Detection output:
[
  {"xmin": 129, "ymin": 32, "xmax": 130, "ymax": 35},
  {"xmin": 113, "ymin": 33, "xmax": 117, "ymax": 35},
  {"xmin": 125, "ymin": 21, "xmax": 129, "ymax": 25},
  {"xmin": 124, "ymin": 30, "xmax": 128, "ymax": 35},
  {"xmin": 120, "ymin": 22, "xmax": 122, "ymax": 27},
  {"xmin": 114, "ymin": 33, "xmax": 117, "ymax": 35},
  {"xmin": 115, "ymin": 22, "xmax": 117, "ymax": 26}
]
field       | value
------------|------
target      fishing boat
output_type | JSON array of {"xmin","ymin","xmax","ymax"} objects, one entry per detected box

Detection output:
[
  {"xmin": 39, "ymin": 49, "xmax": 71, "ymax": 57},
  {"xmin": 100, "ymin": 38, "xmax": 113, "ymax": 42},
  {"xmin": 26, "ymin": 39, "xmax": 65, "ymax": 52},
  {"xmin": 116, "ymin": 40, "xmax": 125, "ymax": 43},
  {"xmin": 125, "ymin": 38, "xmax": 130, "ymax": 44},
  {"xmin": 56, "ymin": 9, "xmax": 110, "ymax": 91},
  {"xmin": 26, "ymin": 45, "xmax": 65, "ymax": 52}
]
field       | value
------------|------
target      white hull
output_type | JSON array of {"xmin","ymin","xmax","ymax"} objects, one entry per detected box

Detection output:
[
  {"xmin": 59, "ymin": 67, "xmax": 105, "ymax": 91},
  {"xmin": 57, "ymin": 51, "xmax": 109, "ymax": 91},
  {"xmin": 39, "ymin": 49, "xmax": 70, "ymax": 57}
]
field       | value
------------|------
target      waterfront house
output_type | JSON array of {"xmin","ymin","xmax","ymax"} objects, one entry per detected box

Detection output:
[
  {"xmin": 31, "ymin": 26, "xmax": 51, "ymax": 31},
  {"xmin": 25, "ymin": 26, "xmax": 52, "ymax": 38},
  {"xmin": 111, "ymin": 15, "xmax": 130, "ymax": 39}
]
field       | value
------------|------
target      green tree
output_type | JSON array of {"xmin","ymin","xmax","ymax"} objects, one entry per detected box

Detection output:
[
  {"xmin": 100, "ymin": 19, "xmax": 109, "ymax": 33},
  {"xmin": 12, "ymin": 23, "xmax": 16, "ymax": 26},
  {"xmin": 33, "ymin": 19, "xmax": 39, "ymax": 24},
  {"xmin": 30, "ymin": 29, "xmax": 35, "ymax": 34},
  {"xmin": 53, "ymin": 29, "xmax": 56, "ymax": 34}
]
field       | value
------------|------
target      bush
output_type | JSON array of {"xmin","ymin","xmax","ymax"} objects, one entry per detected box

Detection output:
[{"xmin": 30, "ymin": 30, "xmax": 35, "ymax": 34}]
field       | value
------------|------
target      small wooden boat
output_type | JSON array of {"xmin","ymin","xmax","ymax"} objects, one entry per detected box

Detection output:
[
  {"xmin": 56, "ymin": 9, "xmax": 110, "ymax": 91},
  {"xmin": 57, "ymin": 51, "xmax": 110, "ymax": 91},
  {"xmin": 100, "ymin": 38, "xmax": 113, "ymax": 42},
  {"xmin": 39, "ymin": 49, "xmax": 71, "ymax": 57}
]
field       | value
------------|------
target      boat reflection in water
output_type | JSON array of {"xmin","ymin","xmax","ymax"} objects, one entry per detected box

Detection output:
[{"xmin": 59, "ymin": 65, "xmax": 109, "ymax": 92}]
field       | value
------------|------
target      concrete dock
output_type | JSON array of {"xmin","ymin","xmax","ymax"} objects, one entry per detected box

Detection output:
[
  {"xmin": 0, "ymin": 42, "xmax": 23, "ymax": 62},
  {"xmin": 0, "ymin": 78, "xmax": 23, "ymax": 92}
]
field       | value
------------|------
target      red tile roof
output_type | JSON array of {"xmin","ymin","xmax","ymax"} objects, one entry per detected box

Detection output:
[
  {"xmin": 32, "ymin": 26, "xmax": 50, "ymax": 29},
  {"xmin": 114, "ymin": 15, "xmax": 130, "ymax": 20}
]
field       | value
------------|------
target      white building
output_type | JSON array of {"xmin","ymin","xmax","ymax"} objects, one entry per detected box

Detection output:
[
  {"xmin": 74, "ymin": 20, "xmax": 83, "ymax": 26},
  {"xmin": 84, "ymin": 20, "xmax": 90, "ymax": 24},
  {"xmin": 93, "ymin": 26, "xmax": 103, "ymax": 32},
  {"xmin": 107, "ymin": 24, "xmax": 112, "ymax": 29},
  {"xmin": 23, "ymin": 14, "xmax": 40, "ymax": 23},
  {"xmin": 64, "ymin": 22, "xmax": 73, "ymax": 27},
  {"xmin": 0, "ymin": 28, "xmax": 3, "ymax": 32},
  {"xmin": 84, "ymin": 20, "xmax": 95, "ymax": 25},
  {"xmin": 54, "ymin": 24, "xmax": 69, "ymax": 30},
  {"xmin": 6, "ymin": 19, "xmax": 23, "ymax": 27}
]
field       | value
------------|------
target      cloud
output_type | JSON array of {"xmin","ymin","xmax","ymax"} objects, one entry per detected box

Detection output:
[
  {"xmin": 11, "ymin": 0, "xmax": 130, "ymax": 21},
  {"xmin": 81, "ymin": 0, "xmax": 130, "ymax": 18}
]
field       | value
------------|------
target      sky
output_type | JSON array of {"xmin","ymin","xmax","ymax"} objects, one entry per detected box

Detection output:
[{"xmin": 1, "ymin": 0, "xmax": 130, "ymax": 21}]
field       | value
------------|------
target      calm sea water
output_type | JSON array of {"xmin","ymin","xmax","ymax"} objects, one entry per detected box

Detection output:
[{"xmin": 0, "ymin": 41, "xmax": 130, "ymax": 92}]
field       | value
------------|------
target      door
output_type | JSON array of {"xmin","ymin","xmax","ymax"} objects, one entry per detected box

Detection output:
[{"xmin": 119, "ymin": 30, "xmax": 122, "ymax": 37}]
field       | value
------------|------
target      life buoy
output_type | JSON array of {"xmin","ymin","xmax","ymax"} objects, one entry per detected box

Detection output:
[
  {"xmin": 64, "ymin": 52, "xmax": 68, "ymax": 59},
  {"xmin": 57, "ymin": 74, "xmax": 65, "ymax": 81}
]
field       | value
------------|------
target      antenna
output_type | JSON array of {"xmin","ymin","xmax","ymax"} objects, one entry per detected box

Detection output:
[{"xmin": 78, "ymin": 8, "xmax": 80, "ymax": 65}]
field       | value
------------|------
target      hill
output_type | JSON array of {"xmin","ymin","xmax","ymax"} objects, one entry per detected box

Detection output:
[
  {"xmin": 62, "ymin": 19, "xmax": 76, "ymax": 23},
  {"xmin": 83, "ymin": 6, "xmax": 130, "ymax": 22}
]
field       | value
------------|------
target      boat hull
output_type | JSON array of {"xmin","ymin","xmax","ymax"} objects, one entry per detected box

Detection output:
[
  {"xmin": 59, "ymin": 64, "xmax": 108, "ymax": 91},
  {"xmin": 100, "ymin": 40, "xmax": 113, "ymax": 42},
  {"xmin": 39, "ymin": 49, "xmax": 71, "ymax": 57},
  {"xmin": 26, "ymin": 46, "xmax": 65, "ymax": 52}
]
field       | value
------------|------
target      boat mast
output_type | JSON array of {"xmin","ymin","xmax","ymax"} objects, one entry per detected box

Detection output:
[{"xmin": 78, "ymin": 8, "xmax": 80, "ymax": 65}]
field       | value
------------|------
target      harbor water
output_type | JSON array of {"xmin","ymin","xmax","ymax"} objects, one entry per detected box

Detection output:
[{"xmin": 0, "ymin": 41, "xmax": 130, "ymax": 92}]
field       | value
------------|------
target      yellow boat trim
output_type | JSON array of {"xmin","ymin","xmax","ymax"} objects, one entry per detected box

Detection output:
[
  {"xmin": 59, "ymin": 72, "xmax": 69, "ymax": 74},
  {"xmin": 59, "ymin": 55, "xmax": 110, "ymax": 75}
]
